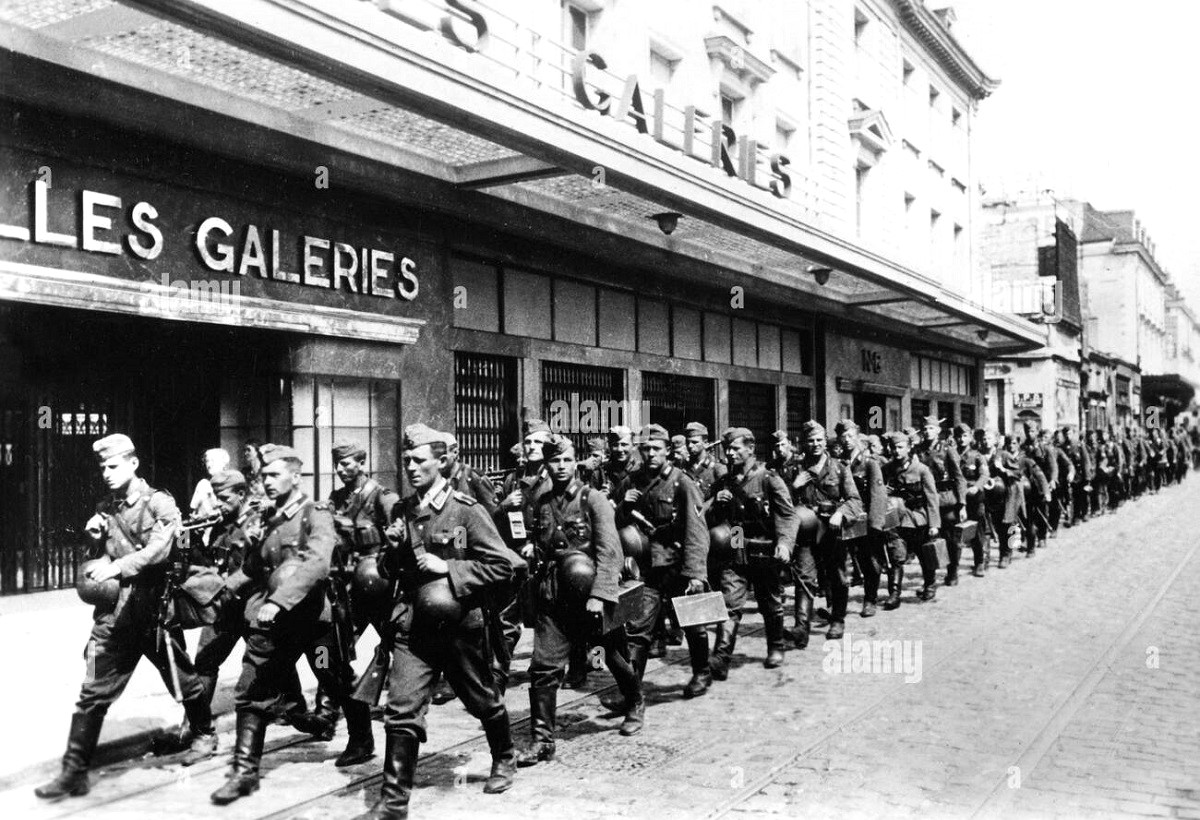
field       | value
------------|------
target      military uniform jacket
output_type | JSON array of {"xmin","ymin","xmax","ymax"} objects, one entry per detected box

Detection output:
[
  {"xmin": 683, "ymin": 453, "xmax": 727, "ymax": 501},
  {"xmin": 389, "ymin": 481, "xmax": 516, "ymax": 631},
  {"xmin": 532, "ymin": 479, "xmax": 622, "ymax": 603},
  {"xmin": 708, "ymin": 462, "xmax": 798, "ymax": 552},
  {"xmin": 598, "ymin": 456, "xmax": 640, "ymax": 502},
  {"xmin": 497, "ymin": 465, "xmax": 552, "ymax": 546},
  {"xmin": 450, "ymin": 460, "xmax": 499, "ymax": 516},
  {"xmin": 194, "ymin": 517, "xmax": 250, "ymax": 576},
  {"xmin": 1065, "ymin": 442, "xmax": 1094, "ymax": 483},
  {"xmin": 1029, "ymin": 443, "xmax": 1060, "ymax": 487},
  {"xmin": 843, "ymin": 449, "xmax": 887, "ymax": 536},
  {"xmin": 772, "ymin": 454, "xmax": 803, "ymax": 505},
  {"xmin": 618, "ymin": 465, "xmax": 708, "ymax": 580},
  {"xmin": 882, "ymin": 458, "xmax": 941, "ymax": 530},
  {"xmin": 90, "ymin": 478, "xmax": 180, "ymax": 584},
  {"xmin": 330, "ymin": 475, "xmax": 400, "ymax": 556},
  {"xmin": 226, "ymin": 493, "xmax": 336, "ymax": 624},
  {"xmin": 958, "ymin": 447, "xmax": 990, "ymax": 509},
  {"xmin": 916, "ymin": 441, "xmax": 966, "ymax": 509}
]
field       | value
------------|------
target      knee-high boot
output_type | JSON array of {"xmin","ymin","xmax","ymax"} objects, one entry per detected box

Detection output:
[
  {"xmin": 35, "ymin": 712, "xmax": 104, "ymax": 799},
  {"xmin": 792, "ymin": 586, "xmax": 814, "ymax": 648},
  {"xmin": 210, "ymin": 711, "xmax": 266, "ymax": 805},
  {"xmin": 709, "ymin": 615, "xmax": 740, "ymax": 680},
  {"xmin": 358, "ymin": 734, "xmax": 418, "ymax": 819},
  {"xmin": 335, "ymin": 699, "xmax": 376, "ymax": 767},
  {"xmin": 681, "ymin": 629, "xmax": 711, "ymax": 698},
  {"xmin": 883, "ymin": 565, "xmax": 904, "ymax": 610},
  {"xmin": 515, "ymin": 688, "xmax": 557, "ymax": 766},
  {"xmin": 481, "ymin": 714, "xmax": 516, "ymax": 794}
]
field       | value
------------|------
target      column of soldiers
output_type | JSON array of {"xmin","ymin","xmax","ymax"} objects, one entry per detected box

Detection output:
[{"xmin": 40, "ymin": 413, "xmax": 1194, "ymax": 817}]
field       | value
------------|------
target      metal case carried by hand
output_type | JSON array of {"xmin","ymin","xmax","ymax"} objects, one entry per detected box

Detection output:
[{"xmin": 671, "ymin": 590, "xmax": 727, "ymax": 628}]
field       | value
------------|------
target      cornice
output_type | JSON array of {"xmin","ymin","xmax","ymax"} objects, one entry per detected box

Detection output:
[{"xmin": 892, "ymin": 0, "xmax": 999, "ymax": 100}]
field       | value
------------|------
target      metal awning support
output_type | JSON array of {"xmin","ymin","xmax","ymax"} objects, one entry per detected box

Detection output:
[{"xmin": 456, "ymin": 156, "xmax": 567, "ymax": 189}]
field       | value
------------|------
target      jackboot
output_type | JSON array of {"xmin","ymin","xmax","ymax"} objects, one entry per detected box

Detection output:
[
  {"xmin": 603, "ymin": 642, "xmax": 648, "ymax": 713},
  {"xmin": 682, "ymin": 630, "xmax": 711, "ymax": 698},
  {"xmin": 609, "ymin": 641, "xmax": 644, "ymax": 736},
  {"xmin": 882, "ymin": 566, "xmax": 904, "ymax": 610},
  {"xmin": 313, "ymin": 685, "xmax": 341, "ymax": 740},
  {"xmin": 335, "ymin": 699, "xmax": 376, "ymax": 767},
  {"xmin": 35, "ymin": 712, "xmax": 103, "ymax": 799},
  {"xmin": 763, "ymin": 610, "xmax": 786, "ymax": 668},
  {"xmin": 998, "ymin": 548, "xmax": 1011, "ymax": 569},
  {"xmin": 562, "ymin": 644, "xmax": 589, "ymax": 690},
  {"xmin": 180, "ymin": 696, "xmax": 218, "ymax": 767},
  {"xmin": 792, "ymin": 587, "xmax": 814, "ymax": 648},
  {"xmin": 360, "ymin": 734, "xmax": 418, "ymax": 819},
  {"xmin": 431, "ymin": 673, "xmax": 457, "ymax": 705},
  {"xmin": 482, "ymin": 714, "xmax": 517, "ymax": 794},
  {"xmin": 972, "ymin": 539, "xmax": 986, "ymax": 577},
  {"xmin": 647, "ymin": 632, "xmax": 667, "ymax": 659},
  {"xmin": 516, "ymin": 687, "xmax": 557, "ymax": 767},
  {"xmin": 827, "ymin": 586, "xmax": 849, "ymax": 637},
  {"xmin": 709, "ymin": 616, "xmax": 740, "ymax": 681},
  {"xmin": 210, "ymin": 711, "xmax": 266, "ymax": 805},
  {"xmin": 944, "ymin": 542, "xmax": 961, "ymax": 586}
]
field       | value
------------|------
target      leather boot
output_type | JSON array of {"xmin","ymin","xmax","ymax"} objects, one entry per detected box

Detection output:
[
  {"xmin": 210, "ymin": 711, "xmax": 266, "ymax": 805},
  {"xmin": 335, "ymin": 699, "xmax": 376, "ymax": 767},
  {"xmin": 682, "ymin": 630, "xmax": 711, "ymax": 698},
  {"xmin": 313, "ymin": 685, "xmax": 340, "ymax": 740},
  {"xmin": 619, "ymin": 698, "xmax": 645, "ymax": 736},
  {"xmin": 647, "ymin": 632, "xmax": 667, "ymax": 659},
  {"xmin": 828, "ymin": 585, "xmax": 849, "ymax": 635},
  {"xmin": 180, "ymin": 696, "xmax": 218, "ymax": 767},
  {"xmin": 709, "ymin": 616, "xmax": 740, "ymax": 681},
  {"xmin": 972, "ymin": 539, "xmax": 986, "ymax": 577},
  {"xmin": 792, "ymin": 587, "xmax": 814, "ymax": 648},
  {"xmin": 360, "ymin": 734, "xmax": 418, "ymax": 819},
  {"xmin": 482, "ymin": 714, "xmax": 517, "ymax": 794},
  {"xmin": 608, "ymin": 640, "xmax": 644, "ymax": 736},
  {"xmin": 763, "ymin": 610, "xmax": 786, "ymax": 668},
  {"xmin": 882, "ymin": 566, "xmax": 903, "ymax": 610},
  {"xmin": 998, "ymin": 547, "xmax": 1011, "ymax": 569},
  {"xmin": 431, "ymin": 672, "xmax": 457, "ymax": 705},
  {"xmin": 945, "ymin": 542, "xmax": 961, "ymax": 586},
  {"xmin": 516, "ymin": 687, "xmax": 556, "ymax": 767},
  {"xmin": 35, "ymin": 712, "xmax": 103, "ymax": 799},
  {"xmin": 562, "ymin": 644, "xmax": 589, "ymax": 690}
]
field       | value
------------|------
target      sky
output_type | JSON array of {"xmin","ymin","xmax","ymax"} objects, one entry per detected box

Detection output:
[{"xmin": 946, "ymin": 0, "xmax": 1200, "ymax": 305}]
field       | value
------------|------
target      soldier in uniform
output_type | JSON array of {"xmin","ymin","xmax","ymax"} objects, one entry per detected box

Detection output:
[
  {"xmin": 37, "ymin": 434, "xmax": 215, "ymax": 800},
  {"xmin": 445, "ymin": 433, "xmax": 499, "ymax": 515},
  {"xmin": 953, "ymin": 424, "xmax": 991, "ymax": 577},
  {"xmin": 1062, "ymin": 427, "xmax": 1093, "ymax": 525},
  {"xmin": 494, "ymin": 419, "xmax": 554, "ymax": 693},
  {"xmin": 836, "ymin": 420, "xmax": 887, "ymax": 617},
  {"xmin": 360, "ymin": 425, "xmax": 518, "ymax": 819},
  {"xmin": 1024, "ymin": 432, "xmax": 1055, "ymax": 555},
  {"xmin": 210, "ymin": 444, "xmax": 374, "ymax": 805},
  {"xmin": 617, "ymin": 424, "xmax": 711, "ymax": 697},
  {"xmin": 880, "ymin": 432, "xmax": 940, "ymax": 607},
  {"xmin": 682, "ymin": 422, "xmax": 727, "ymax": 504},
  {"xmin": 770, "ymin": 429, "xmax": 801, "ymax": 486},
  {"xmin": 792, "ymin": 421, "xmax": 862, "ymax": 640},
  {"xmin": 600, "ymin": 425, "xmax": 641, "ymax": 499},
  {"xmin": 670, "ymin": 434, "xmax": 689, "ymax": 466},
  {"xmin": 914, "ymin": 416, "xmax": 965, "ymax": 589},
  {"xmin": 516, "ymin": 435, "xmax": 643, "ymax": 768},
  {"xmin": 707, "ymin": 427, "xmax": 797, "ymax": 672},
  {"xmin": 578, "ymin": 436, "xmax": 608, "ymax": 490}
]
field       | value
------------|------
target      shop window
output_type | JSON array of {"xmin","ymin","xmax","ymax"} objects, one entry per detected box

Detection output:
[
  {"xmin": 219, "ymin": 374, "xmax": 291, "ymax": 465},
  {"xmin": 703, "ymin": 312, "xmax": 732, "ymax": 364},
  {"xmin": 455, "ymin": 352, "xmax": 519, "ymax": 476},
  {"xmin": 786, "ymin": 386, "xmax": 812, "ymax": 442},
  {"xmin": 729, "ymin": 380, "xmax": 776, "ymax": 460},
  {"xmin": 598, "ymin": 289, "xmax": 636, "ymax": 350},
  {"xmin": 911, "ymin": 397, "xmax": 931, "ymax": 424},
  {"xmin": 450, "ymin": 257, "xmax": 500, "ymax": 333},
  {"xmin": 672, "ymin": 306, "xmax": 702, "ymax": 360},
  {"xmin": 643, "ymin": 371, "xmax": 715, "ymax": 437},
  {"xmin": 732, "ymin": 318, "xmax": 757, "ymax": 367},
  {"xmin": 637, "ymin": 298, "xmax": 670, "ymax": 356},
  {"xmin": 553, "ymin": 279, "xmax": 597, "ymax": 346},
  {"xmin": 542, "ymin": 360, "xmax": 625, "ymax": 454},
  {"xmin": 503, "ymin": 270, "xmax": 552, "ymax": 339},
  {"xmin": 292, "ymin": 376, "xmax": 399, "ymax": 501}
]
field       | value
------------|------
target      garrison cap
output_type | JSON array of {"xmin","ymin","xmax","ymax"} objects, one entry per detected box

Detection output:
[
  {"xmin": 523, "ymin": 418, "xmax": 551, "ymax": 436},
  {"xmin": 331, "ymin": 440, "xmax": 366, "ymax": 462},
  {"xmin": 259, "ymin": 443, "xmax": 302, "ymax": 466},
  {"xmin": 883, "ymin": 431, "xmax": 909, "ymax": 447},
  {"xmin": 210, "ymin": 469, "xmax": 247, "ymax": 493},
  {"xmin": 834, "ymin": 419, "xmax": 859, "ymax": 435},
  {"xmin": 402, "ymin": 424, "xmax": 445, "ymax": 451},
  {"xmin": 684, "ymin": 422, "xmax": 710, "ymax": 438},
  {"xmin": 639, "ymin": 424, "xmax": 671, "ymax": 443},
  {"xmin": 801, "ymin": 420, "xmax": 826, "ymax": 438},
  {"xmin": 771, "ymin": 429, "xmax": 791, "ymax": 444},
  {"xmin": 509, "ymin": 443, "xmax": 524, "ymax": 457},
  {"xmin": 93, "ymin": 433, "xmax": 136, "ymax": 461},
  {"xmin": 670, "ymin": 434, "xmax": 687, "ymax": 446},
  {"xmin": 443, "ymin": 431, "xmax": 459, "ymax": 449},
  {"xmin": 607, "ymin": 425, "xmax": 633, "ymax": 442},
  {"xmin": 542, "ymin": 434, "xmax": 576, "ymax": 460},
  {"xmin": 722, "ymin": 426, "xmax": 755, "ymax": 446}
]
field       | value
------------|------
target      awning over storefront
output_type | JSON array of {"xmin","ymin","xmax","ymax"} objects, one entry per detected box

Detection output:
[
  {"xmin": 0, "ymin": 0, "xmax": 1043, "ymax": 353},
  {"xmin": 1142, "ymin": 374, "xmax": 1195, "ymax": 413}
]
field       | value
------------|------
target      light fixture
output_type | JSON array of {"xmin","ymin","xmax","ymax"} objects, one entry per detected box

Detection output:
[
  {"xmin": 807, "ymin": 265, "xmax": 833, "ymax": 286},
  {"xmin": 976, "ymin": 329, "xmax": 990, "ymax": 342},
  {"xmin": 650, "ymin": 212, "xmax": 682, "ymax": 235}
]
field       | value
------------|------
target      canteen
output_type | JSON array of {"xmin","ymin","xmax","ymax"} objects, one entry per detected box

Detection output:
[
  {"xmin": 557, "ymin": 551, "xmax": 596, "ymax": 599},
  {"xmin": 76, "ymin": 556, "xmax": 120, "ymax": 607},
  {"xmin": 618, "ymin": 523, "xmax": 649, "ymax": 559}
]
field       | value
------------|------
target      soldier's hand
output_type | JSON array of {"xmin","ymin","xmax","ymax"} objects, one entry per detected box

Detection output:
[
  {"xmin": 774, "ymin": 544, "xmax": 792, "ymax": 563},
  {"xmin": 684, "ymin": 578, "xmax": 705, "ymax": 595},
  {"xmin": 416, "ymin": 553, "xmax": 450, "ymax": 576},
  {"xmin": 585, "ymin": 597, "xmax": 604, "ymax": 616},
  {"xmin": 715, "ymin": 489, "xmax": 733, "ymax": 503},
  {"xmin": 85, "ymin": 513, "xmax": 108, "ymax": 538},
  {"xmin": 958, "ymin": 505, "xmax": 968, "ymax": 522},
  {"xmin": 86, "ymin": 560, "xmax": 121, "ymax": 582},
  {"xmin": 624, "ymin": 489, "xmax": 642, "ymax": 504},
  {"xmin": 928, "ymin": 527, "xmax": 939, "ymax": 538},
  {"xmin": 502, "ymin": 489, "xmax": 523, "ymax": 508},
  {"xmin": 520, "ymin": 544, "xmax": 535, "ymax": 560},
  {"xmin": 828, "ymin": 510, "xmax": 844, "ymax": 529},
  {"xmin": 257, "ymin": 602, "xmax": 280, "ymax": 625}
]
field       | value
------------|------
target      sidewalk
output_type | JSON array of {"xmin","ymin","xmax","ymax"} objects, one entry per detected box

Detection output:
[{"xmin": 0, "ymin": 589, "xmax": 334, "ymax": 788}]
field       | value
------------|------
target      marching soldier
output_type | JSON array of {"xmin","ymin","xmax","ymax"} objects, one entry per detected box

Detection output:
[
  {"xmin": 516, "ymin": 435, "xmax": 644, "ymax": 768},
  {"xmin": 445, "ymin": 432, "xmax": 499, "ymax": 515},
  {"xmin": 880, "ymin": 431, "xmax": 940, "ymax": 607},
  {"xmin": 682, "ymin": 422, "xmax": 727, "ymax": 504},
  {"xmin": 792, "ymin": 421, "xmax": 862, "ymax": 640},
  {"xmin": 210, "ymin": 444, "xmax": 374, "ymax": 805},
  {"xmin": 1062, "ymin": 428, "xmax": 1093, "ymax": 524},
  {"xmin": 770, "ymin": 429, "xmax": 802, "ymax": 487},
  {"xmin": 986, "ymin": 435, "xmax": 1029, "ymax": 568},
  {"xmin": 37, "ymin": 434, "xmax": 215, "ymax": 800},
  {"xmin": 836, "ymin": 420, "xmax": 887, "ymax": 617},
  {"xmin": 914, "ymin": 416, "xmax": 966, "ymax": 588},
  {"xmin": 707, "ymin": 427, "xmax": 796, "ymax": 672},
  {"xmin": 600, "ymin": 425, "xmax": 641, "ymax": 499},
  {"xmin": 578, "ymin": 436, "xmax": 609, "ymax": 490},
  {"xmin": 494, "ymin": 419, "xmax": 554, "ymax": 693},
  {"xmin": 360, "ymin": 425, "xmax": 518, "ymax": 819},
  {"xmin": 1024, "ymin": 432, "xmax": 1055, "ymax": 555},
  {"xmin": 954, "ymin": 424, "xmax": 991, "ymax": 577},
  {"xmin": 617, "ymin": 424, "xmax": 711, "ymax": 697}
]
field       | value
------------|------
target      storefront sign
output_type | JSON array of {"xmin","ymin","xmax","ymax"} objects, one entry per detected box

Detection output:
[
  {"xmin": 824, "ymin": 333, "xmax": 910, "ymax": 388},
  {"xmin": 1013, "ymin": 392, "xmax": 1043, "ymax": 409}
]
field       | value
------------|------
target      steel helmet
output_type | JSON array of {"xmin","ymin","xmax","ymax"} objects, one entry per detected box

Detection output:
[
  {"xmin": 618, "ymin": 524, "xmax": 649, "ymax": 559},
  {"xmin": 557, "ymin": 551, "xmax": 596, "ymax": 599},
  {"xmin": 76, "ymin": 557, "xmax": 120, "ymax": 607}
]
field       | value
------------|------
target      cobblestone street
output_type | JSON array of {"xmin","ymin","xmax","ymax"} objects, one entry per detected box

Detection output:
[{"xmin": 3, "ymin": 478, "xmax": 1198, "ymax": 820}]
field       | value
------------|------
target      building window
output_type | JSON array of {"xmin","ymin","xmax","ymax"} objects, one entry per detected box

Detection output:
[
  {"xmin": 855, "ymin": 164, "xmax": 870, "ymax": 236},
  {"xmin": 720, "ymin": 92, "xmax": 742, "ymax": 128},
  {"xmin": 643, "ymin": 371, "xmax": 715, "ymax": 437},
  {"xmin": 786, "ymin": 386, "xmax": 812, "ymax": 442},
  {"xmin": 774, "ymin": 120, "xmax": 794, "ymax": 155},
  {"xmin": 649, "ymin": 49, "xmax": 677, "ymax": 89},
  {"xmin": 902, "ymin": 59, "xmax": 915, "ymax": 85},
  {"xmin": 854, "ymin": 8, "xmax": 869, "ymax": 44},
  {"xmin": 929, "ymin": 85, "xmax": 940, "ymax": 108},
  {"xmin": 728, "ymin": 380, "xmax": 776, "ymax": 460},
  {"xmin": 455, "ymin": 352, "xmax": 519, "ymax": 476},
  {"xmin": 565, "ymin": 3, "xmax": 590, "ymax": 50},
  {"xmin": 951, "ymin": 107, "xmax": 962, "ymax": 127},
  {"xmin": 542, "ymin": 361, "xmax": 626, "ymax": 455}
]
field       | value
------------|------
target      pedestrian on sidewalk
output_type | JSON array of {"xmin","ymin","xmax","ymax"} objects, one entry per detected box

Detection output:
[{"xmin": 36, "ymin": 434, "xmax": 216, "ymax": 801}]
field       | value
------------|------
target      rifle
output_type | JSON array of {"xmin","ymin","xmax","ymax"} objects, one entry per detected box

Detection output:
[
  {"xmin": 352, "ymin": 520, "xmax": 405, "ymax": 706},
  {"xmin": 158, "ymin": 512, "xmax": 217, "ymax": 703}
]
